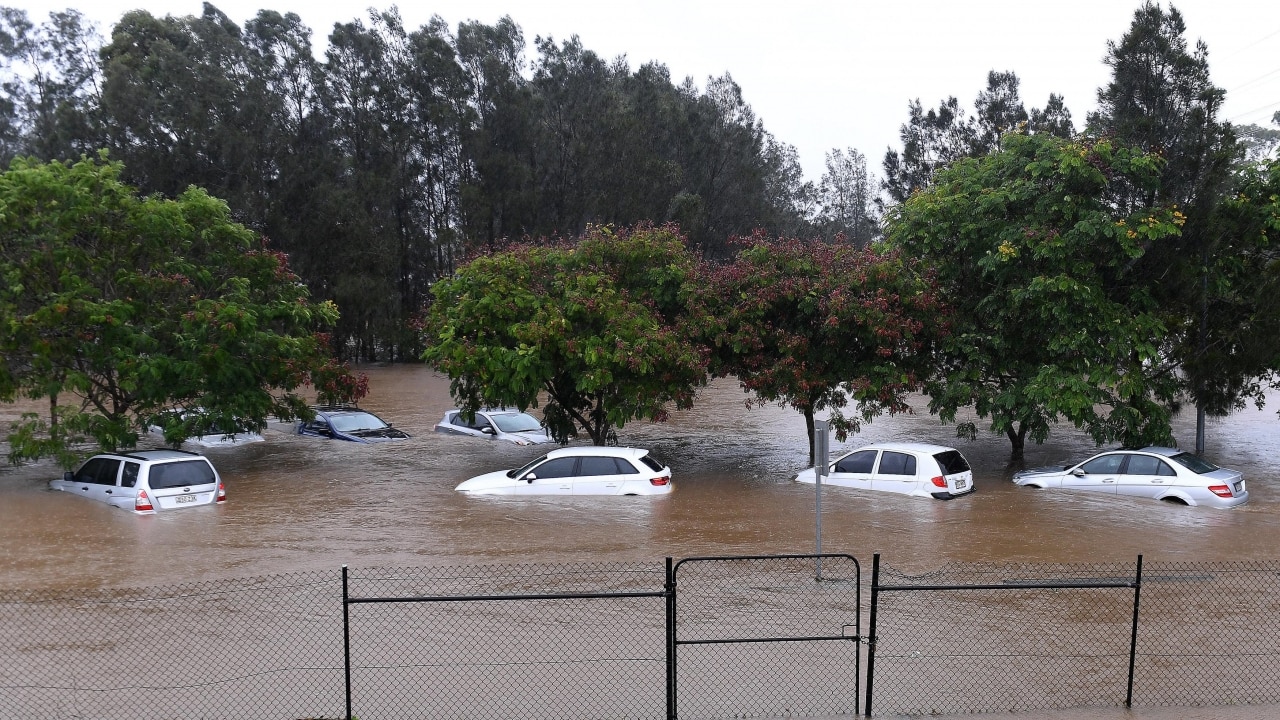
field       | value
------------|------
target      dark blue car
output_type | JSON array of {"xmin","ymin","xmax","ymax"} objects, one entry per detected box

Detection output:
[{"xmin": 296, "ymin": 406, "xmax": 410, "ymax": 443}]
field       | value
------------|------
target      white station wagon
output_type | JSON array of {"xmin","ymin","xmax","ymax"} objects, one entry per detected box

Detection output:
[
  {"xmin": 795, "ymin": 442, "xmax": 975, "ymax": 500},
  {"xmin": 457, "ymin": 446, "xmax": 672, "ymax": 496},
  {"xmin": 50, "ymin": 449, "xmax": 226, "ymax": 514}
]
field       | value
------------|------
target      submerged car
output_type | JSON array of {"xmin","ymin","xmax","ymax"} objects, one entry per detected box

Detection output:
[
  {"xmin": 1012, "ymin": 446, "xmax": 1247, "ymax": 508},
  {"xmin": 457, "ymin": 447, "xmax": 672, "ymax": 496},
  {"xmin": 296, "ymin": 406, "xmax": 410, "ymax": 443},
  {"xmin": 147, "ymin": 407, "xmax": 265, "ymax": 448},
  {"xmin": 434, "ymin": 408, "xmax": 553, "ymax": 446},
  {"xmin": 794, "ymin": 442, "xmax": 974, "ymax": 500},
  {"xmin": 50, "ymin": 449, "xmax": 226, "ymax": 514}
]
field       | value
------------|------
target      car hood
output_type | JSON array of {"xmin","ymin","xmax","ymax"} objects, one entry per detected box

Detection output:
[
  {"xmin": 456, "ymin": 469, "xmax": 516, "ymax": 493},
  {"xmin": 348, "ymin": 427, "xmax": 410, "ymax": 442},
  {"xmin": 793, "ymin": 468, "xmax": 820, "ymax": 483},
  {"xmin": 1013, "ymin": 465, "xmax": 1070, "ymax": 478},
  {"xmin": 500, "ymin": 430, "xmax": 555, "ymax": 445}
]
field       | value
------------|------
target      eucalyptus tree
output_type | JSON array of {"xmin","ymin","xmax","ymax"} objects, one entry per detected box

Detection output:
[
  {"xmin": 99, "ymin": 5, "xmax": 268, "ymax": 209},
  {"xmin": 455, "ymin": 16, "xmax": 536, "ymax": 249},
  {"xmin": 883, "ymin": 71, "xmax": 1075, "ymax": 204},
  {"xmin": 0, "ymin": 7, "xmax": 103, "ymax": 163},
  {"xmin": 816, "ymin": 147, "xmax": 877, "ymax": 244},
  {"xmin": 1087, "ymin": 0, "xmax": 1243, "ymax": 451}
]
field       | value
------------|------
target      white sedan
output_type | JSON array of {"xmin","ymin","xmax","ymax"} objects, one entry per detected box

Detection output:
[
  {"xmin": 456, "ymin": 447, "xmax": 672, "ymax": 496},
  {"xmin": 1012, "ymin": 446, "xmax": 1247, "ymax": 508},
  {"xmin": 434, "ymin": 408, "xmax": 554, "ymax": 445},
  {"xmin": 795, "ymin": 442, "xmax": 975, "ymax": 499}
]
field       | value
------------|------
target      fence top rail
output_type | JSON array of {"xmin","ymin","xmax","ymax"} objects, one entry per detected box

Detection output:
[
  {"xmin": 346, "ymin": 589, "xmax": 669, "ymax": 605},
  {"xmin": 674, "ymin": 553, "xmax": 859, "ymax": 573},
  {"xmin": 874, "ymin": 579, "xmax": 1138, "ymax": 592}
]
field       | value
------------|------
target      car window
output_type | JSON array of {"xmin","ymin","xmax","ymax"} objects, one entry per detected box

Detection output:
[
  {"xmin": 1167, "ymin": 452, "xmax": 1220, "ymax": 474},
  {"xmin": 450, "ymin": 413, "xmax": 485, "ymax": 430},
  {"xmin": 877, "ymin": 451, "xmax": 917, "ymax": 476},
  {"xmin": 578, "ymin": 457, "xmax": 623, "ymax": 476},
  {"xmin": 638, "ymin": 455, "xmax": 663, "ymax": 473},
  {"xmin": 834, "ymin": 450, "xmax": 877, "ymax": 474},
  {"xmin": 148, "ymin": 460, "xmax": 216, "ymax": 489},
  {"xmin": 1080, "ymin": 454, "xmax": 1125, "ymax": 474},
  {"xmin": 1124, "ymin": 454, "xmax": 1175, "ymax": 476},
  {"xmin": 933, "ymin": 450, "xmax": 971, "ymax": 474},
  {"xmin": 77, "ymin": 458, "xmax": 121, "ymax": 485},
  {"xmin": 305, "ymin": 419, "xmax": 330, "ymax": 433},
  {"xmin": 530, "ymin": 457, "xmax": 577, "ymax": 479},
  {"xmin": 121, "ymin": 462, "xmax": 140, "ymax": 488}
]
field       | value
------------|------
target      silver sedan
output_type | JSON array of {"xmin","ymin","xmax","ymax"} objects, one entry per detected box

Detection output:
[{"xmin": 1013, "ymin": 446, "xmax": 1247, "ymax": 508}]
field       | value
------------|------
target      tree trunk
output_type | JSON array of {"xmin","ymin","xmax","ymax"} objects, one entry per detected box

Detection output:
[
  {"xmin": 804, "ymin": 407, "xmax": 816, "ymax": 466},
  {"xmin": 1006, "ymin": 423, "xmax": 1027, "ymax": 460}
]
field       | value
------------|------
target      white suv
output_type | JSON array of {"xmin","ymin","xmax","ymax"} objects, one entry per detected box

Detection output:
[{"xmin": 50, "ymin": 449, "xmax": 226, "ymax": 514}]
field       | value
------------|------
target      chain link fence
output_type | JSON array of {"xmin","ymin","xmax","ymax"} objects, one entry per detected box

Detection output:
[
  {"xmin": 5, "ymin": 557, "xmax": 1280, "ymax": 719},
  {"xmin": 342, "ymin": 562, "xmax": 669, "ymax": 720},
  {"xmin": 672, "ymin": 554, "xmax": 861, "ymax": 719},
  {"xmin": 0, "ymin": 571, "xmax": 345, "ymax": 720}
]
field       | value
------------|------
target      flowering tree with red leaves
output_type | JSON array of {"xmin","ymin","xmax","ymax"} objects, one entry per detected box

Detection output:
[
  {"xmin": 423, "ymin": 224, "xmax": 708, "ymax": 445},
  {"xmin": 693, "ymin": 232, "xmax": 947, "ymax": 464}
]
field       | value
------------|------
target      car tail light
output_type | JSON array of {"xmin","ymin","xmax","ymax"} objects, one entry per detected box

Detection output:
[
  {"xmin": 1208, "ymin": 484, "xmax": 1233, "ymax": 498},
  {"xmin": 216, "ymin": 481, "xmax": 226, "ymax": 503},
  {"xmin": 930, "ymin": 475, "xmax": 946, "ymax": 488},
  {"xmin": 135, "ymin": 490, "xmax": 154, "ymax": 512},
  {"xmin": 649, "ymin": 477, "xmax": 670, "ymax": 486}
]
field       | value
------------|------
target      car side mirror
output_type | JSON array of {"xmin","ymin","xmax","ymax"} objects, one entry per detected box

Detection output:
[
  {"xmin": 63, "ymin": 471, "xmax": 73, "ymax": 481},
  {"xmin": 481, "ymin": 426, "xmax": 495, "ymax": 435},
  {"xmin": 1071, "ymin": 468, "xmax": 1086, "ymax": 477},
  {"xmin": 524, "ymin": 473, "xmax": 536, "ymax": 483}
]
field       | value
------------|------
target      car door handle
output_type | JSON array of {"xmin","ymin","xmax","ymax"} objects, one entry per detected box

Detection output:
[
  {"xmin": 105, "ymin": 489, "xmax": 112, "ymax": 494},
  {"xmin": 1102, "ymin": 479, "xmax": 1115, "ymax": 483},
  {"xmin": 1151, "ymin": 479, "xmax": 1164, "ymax": 484}
]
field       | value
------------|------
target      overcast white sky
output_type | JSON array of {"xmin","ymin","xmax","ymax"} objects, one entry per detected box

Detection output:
[{"xmin": 13, "ymin": 0, "xmax": 1280, "ymax": 182}]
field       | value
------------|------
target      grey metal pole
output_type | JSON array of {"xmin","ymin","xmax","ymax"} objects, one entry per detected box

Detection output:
[{"xmin": 814, "ymin": 420, "xmax": 829, "ymax": 580}]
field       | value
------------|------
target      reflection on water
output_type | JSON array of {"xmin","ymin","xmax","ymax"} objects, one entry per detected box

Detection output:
[{"xmin": 2, "ymin": 364, "xmax": 1279, "ymax": 592}]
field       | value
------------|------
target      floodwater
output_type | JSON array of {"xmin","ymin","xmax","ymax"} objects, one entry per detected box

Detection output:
[{"xmin": 3, "ymin": 364, "xmax": 1280, "ymax": 719}]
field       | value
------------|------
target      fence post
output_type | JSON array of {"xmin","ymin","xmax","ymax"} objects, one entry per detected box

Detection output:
[
  {"xmin": 1126, "ymin": 554, "xmax": 1144, "ymax": 708},
  {"xmin": 343, "ymin": 565, "xmax": 352, "ymax": 720},
  {"xmin": 666, "ymin": 556, "xmax": 677, "ymax": 720},
  {"xmin": 864, "ymin": 553, "xmax": 881, "ymax": 718}
]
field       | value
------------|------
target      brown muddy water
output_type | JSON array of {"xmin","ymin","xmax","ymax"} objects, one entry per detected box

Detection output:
[
  {"xmin": 3, "ymin": 365, "xmax": 1280, "ymax": 720},
  {"xmin": 3, "ymin": 363, "xmax": 1279, "ymax": 589}
]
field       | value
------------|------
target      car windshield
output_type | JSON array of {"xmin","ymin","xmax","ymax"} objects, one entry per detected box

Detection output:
[
  {"xmin": 507, "ymin": 454, "xmax": 549, "ymax": 479},
  {"xmin": 330, "ymin": 412, "xmax": 388, "ymax": 432},
  {"xmin": 1167, "ymin": 452, "xmax": 1221, "ymax": 474},
  {"xmin": 491, "ymin": 412, "xmax": 543, "ymax": 433}
]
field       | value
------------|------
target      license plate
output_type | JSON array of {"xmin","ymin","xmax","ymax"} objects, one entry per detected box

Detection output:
[
  {"xmin": 955, "ymin": 478, "xmax": 967, "ymax": 489},
  {"xmin": 175, "ymin": 494, "xmax": 196, "ymax": 504},
  {"xmin": 1234, "ymin": 481, "xmax": 1243, "ymax": 493}
]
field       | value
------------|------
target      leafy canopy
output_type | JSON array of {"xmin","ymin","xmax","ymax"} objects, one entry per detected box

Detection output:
[
  {"xmin": 693, "ymin": 231, "xmax": 947, "ymax": 463},
  {"xmin": 886, "ymin": 131, "xmax": 1187, "ymax": 457},
  {"xmin": 422, "ymin": 223, "xmax": 708, "ymax": 445},
  {"xmin": 0, "ymin": 153, "xmax": 358, "ymax": 463}
]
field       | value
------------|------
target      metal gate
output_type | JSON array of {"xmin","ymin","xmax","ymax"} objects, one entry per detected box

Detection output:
[{"xmin": 671, "ymin": 554, "xmax": 862, "ymax": 719}]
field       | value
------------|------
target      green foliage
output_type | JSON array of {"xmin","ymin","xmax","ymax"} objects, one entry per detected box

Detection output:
[
  {"xmin": 0, "ymin": 153, "xmax": 353, "ymax": 463},
  {"xmin": 422, "ymin": 223, "xmax": 708, "ymax": 445},
  {"xmin": 886, "ymin": 131, "xmax": 1186, "ymax": 456},
  {"xmin": 693, "ymin": 232, "xmax": 947, "ymax": 463}
]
